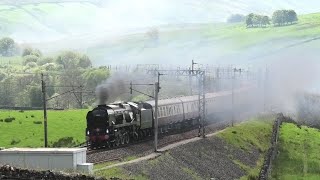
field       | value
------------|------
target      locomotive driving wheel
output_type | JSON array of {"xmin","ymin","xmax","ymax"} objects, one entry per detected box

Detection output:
[
  {"xmin": 115, "ymin": 135, "xmax": 121, "ymax": 146},
  {"xmin": 124, "ymin": 133, "xmax": 130, "ymax": 144}
]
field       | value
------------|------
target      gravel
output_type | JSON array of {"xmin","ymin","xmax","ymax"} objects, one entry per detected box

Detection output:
[{"xmin": 0, "ymin": 165, "xmax": 109, "ymax": 180}]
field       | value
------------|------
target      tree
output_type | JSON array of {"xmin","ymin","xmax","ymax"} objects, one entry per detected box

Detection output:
[
  {"xmin": 23, "ymin": 55, "xmax": 39, "ymax": 65},
  {"xmin": 0, "ymin": 37, "xmax": 15, "ymax": 56},
  {"xmin": 272, "ymin": 9, "xmax": 298, "ymax": 26},
  {"xmin": 227, "ymin": 14, "xmax": 245, "ymax": 23},
  {"xmin": 29, "ymin": 86, "xmax": 42, "ymax": 107},
  {"xmin": 78, "ymin": 54, "xmax": 92, "ymax": 69},
  {"xmin": 83, "ymin": 67, "xmax": 110, "ymax": 89},
  {"xmin": 22, "ymin": 47, "xmax": 33, "ymax": 57},
  {"xmin": 252, "ymin": 14, "xmax": 262, "ymax": 27},
  {"xmin": 37, "ymin": 57, "xmax": 54, "ymax": 66},
  {"xmin": 262, "ymin": 16, "xmax": 270, "ymax": 27},
  {"xmin": 287, "ymin": 10, "xmax": 298, "ymax": 24},
  {"xmin": 22, "ymin": 47, "xmax": 42, "ymax": 57},
  {"xmin": 246, "ymin": 13, "xmax": 254, "ymax": 27},
  {"xmin": 272, "ymin": 10, "xmax": 283, "ymax": 26},
  {"xmin": 56, "ymin": 51, "xmax": 91, "ymax": 70}
]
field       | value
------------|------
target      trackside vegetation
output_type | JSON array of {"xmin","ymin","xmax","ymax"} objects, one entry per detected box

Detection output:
[{"xmin": 272, "ymin": 123, "xmax": 320, "ymax": 179}]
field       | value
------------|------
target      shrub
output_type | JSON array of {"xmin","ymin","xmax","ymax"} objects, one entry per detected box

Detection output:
[
  {"xmin": 31, "ymin": 115, "xmax": 35, "ymax": 118},
  {"xmin": 52, "ymin": 137, "xmax": 76, "ymax": 147},
  {"xmin": 33, "ymin": 121, "xmax": 42, "ymax": 124},
  {"xmin": 10, "ymin": 138, "xmax": 21, "ymax": 145},
  {"xmin": 4, "ymin": 117, "xmax": 15, "ymax": 123},
  {"xmin": 19, "ymin": 110, "xmax": 24, "ymax": 113},
  {"xmin": 23, "ymin": 55, "xmax": 39, "ymax": 65}
]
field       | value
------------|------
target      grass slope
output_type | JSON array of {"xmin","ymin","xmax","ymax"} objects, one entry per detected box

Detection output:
[
  {"xmin": 0, "ymin": 109, "xmax": 87, "ymax": 148},
  {"xmin": 87, "ymin": 13, "xmax": 320, "ymax": 65},
  {"xmin": 217, "ymin": 115, "xmax": 274, "ymax": 179},
  {"xmin": 1, "ymin": 1, "xmax": 320, "ymax": 65},
  {"xmin": 272, "ymin": 123, "xmax": 320, "ymax": 180}
]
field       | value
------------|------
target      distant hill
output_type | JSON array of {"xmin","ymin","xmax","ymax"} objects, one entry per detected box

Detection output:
[
  {"xmin": 1, "ymin": 1, "xmax": 320, "ymax": 65},
  {"xmin": 1, "ymin": 0, "xmax": 320, "ymax": 43}
]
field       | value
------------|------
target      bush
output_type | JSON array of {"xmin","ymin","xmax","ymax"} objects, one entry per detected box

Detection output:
[
  {"xmin": 19, "ymin": 110, "xmax": 24, "ymax": 113},
  {"xmin": 33, "ymin": 121, "xmax": 42, "ymax": 124},
  {"xmin": 23, "ymin": 55, "xmax": 39, "ymax": 65},
  {"xmin": 37, "ymin": 57, "xmax": 54, "ymax": 66},
  {"xmin": 31, "ymin": 115, "xmax": 35, "ymax": 118},
  {"xmin": 10, "ymin": 138, "xmax": 21, "ymax": 145},
  {"xmin": 52, "ymin": 137, "xmax": 76, "ymax": 147},
  {"xmin": 26, "ymin": 62, "xmax": 37, "ymax": 68},
  {"xmin": 4, "ymin": 117, "xmax": 15, "ymax": 123},
  {"xmin": 22, "ymin": 47, "xmax": 42, "ymax": 57},
  {"xmin": 0, "ymin": 119, "xmax": 3, "ymax": 122},
  {"xmin": 227, "ymin": 14, "xmax": 245, "ymax": 23}
]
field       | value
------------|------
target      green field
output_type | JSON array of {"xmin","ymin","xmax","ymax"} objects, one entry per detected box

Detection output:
[
  {"xmin": 0, "ymin": 109, "xmax": 88, "ymax": 148},
  {"xmin": 272, "ymin": 123, "xmax": 320, "ymax": 180}
]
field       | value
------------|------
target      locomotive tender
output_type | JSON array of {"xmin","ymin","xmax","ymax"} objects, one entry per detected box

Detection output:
[{"xmin": 86, "ymin": 88, "xmax": 251, "ymax": 148}]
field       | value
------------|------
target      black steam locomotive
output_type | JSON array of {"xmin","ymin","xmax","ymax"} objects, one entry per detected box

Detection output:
[{"xmin": 86, "ymin": 88, "xmax": 252, "ymax": 148}]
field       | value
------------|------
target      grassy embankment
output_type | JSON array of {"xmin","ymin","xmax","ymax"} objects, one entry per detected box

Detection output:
[
  {"xmin": 217, "ymin": 115, "xmax": 274, "ymax": 179},
  {"xmin": 272, "ymin": 123, "xmax": 320, "ymax": 180},
  {"xmin": 0, "ymin": 109, "xmax": 87, "ymax": 148}
]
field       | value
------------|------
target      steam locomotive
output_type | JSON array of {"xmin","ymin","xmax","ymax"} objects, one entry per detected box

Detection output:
[{"xmin": 86, "ymin": 88, "xmax": 252, "ymax": 148}]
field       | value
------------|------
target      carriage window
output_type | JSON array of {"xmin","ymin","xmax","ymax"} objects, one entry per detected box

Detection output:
[
  {"xmin": 168, "ymin": 106, "xmax": 172, "ymax": 116},
  {"xmin": 158, "ymin": 107, "xmax": 163, "ymax": 117}
]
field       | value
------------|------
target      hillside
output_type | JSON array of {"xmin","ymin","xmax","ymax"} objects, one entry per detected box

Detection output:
[
  {"xmin": 1, "ymin": 0, "xmax": 320, "ymax": 42},
  {"xmin": 1, "ymin": 2, "xmax": 320, "ymax": 65},
  {"xmin": 84, "ymin": 13, "xmax": 320, "ymax": 65}
]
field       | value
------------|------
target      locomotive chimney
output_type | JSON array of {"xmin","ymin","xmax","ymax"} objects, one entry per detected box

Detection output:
[{"xmin": 98, "ymin": 104, "xmax": 107, "ymax": 107}]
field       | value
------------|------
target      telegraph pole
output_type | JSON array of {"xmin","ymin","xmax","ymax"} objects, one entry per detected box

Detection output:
[
  {"xmin": 79, "ymin": 85, "xmax": 83, "ymax": 109},
  {"xmin": 154, "ymin": 72, "xmax": 162, "ymax": 152},
  {"xmin": 154, "ymin": 81, "xmax": 159, "ymax": 152},
  {"xmin": 231, "ymin": 69, "xmax": 235, "ymax": 127},
  {"xmin": 264, "ymin": 67, "xmax": 269, "ymax": 112},
  {"xmin": 41, "ymin": 73, "xmax": 48, "ymax": 148},
  {"xmin": 189, "ymin": 60, "xmax": 197, "ymax": 95}
]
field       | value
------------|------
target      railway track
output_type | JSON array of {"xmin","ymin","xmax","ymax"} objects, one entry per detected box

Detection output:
[
  {"xmin": 87, "ymin": 120, "xmax": 230, "ymax": 164},
  {"xmin": 85, "ymin": 121, "xmax": 210, "ymax": 155}
]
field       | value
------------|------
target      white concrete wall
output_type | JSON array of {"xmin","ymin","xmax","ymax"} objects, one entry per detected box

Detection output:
[{"xmin": 0, "ymin": 148, "xmax": 91, "ymax": 173}]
